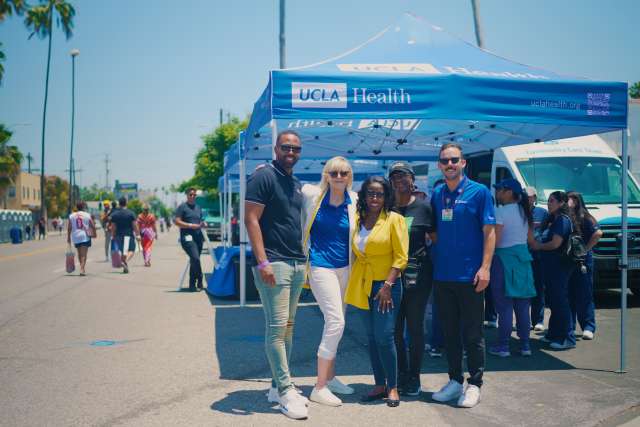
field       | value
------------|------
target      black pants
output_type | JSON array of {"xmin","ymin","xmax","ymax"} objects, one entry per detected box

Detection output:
[
  {"xmin": 181, "ymin": 235, "xmax": 203, "ymax": 289},
  {"xmin": 394, "ymin": 264, "xmax": 432, "ymax": 378},
  {"xmin": 434, "ymin": 281, "xmax": 485, "ymax": 387}
]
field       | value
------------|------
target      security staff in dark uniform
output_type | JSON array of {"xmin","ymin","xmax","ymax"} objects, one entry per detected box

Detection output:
[{"xmin": 174, "ymin": 188, "xmax": 205, "ymax": 291}]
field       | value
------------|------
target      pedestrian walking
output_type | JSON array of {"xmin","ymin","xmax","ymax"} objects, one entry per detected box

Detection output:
[
  {"xmin": 526, "ymin": 186, "xmax": 549, "ymax": 332},
  {"xmin": 244, "ymin": 130, "xmax": 309, "ymax": 420},
  {"xmin": 67, "ymin": 201, "xmax": 96, "ymax": 276},
  {"xmin": 174, "ymin": 189, "xmax": 205, "ymax": 291},
  {"xmin": 109, "ymin": 197, "xmax": 140, "ymax": 274},
  {"xmin": 487, "ymin": 178, "xmax": 536, "ymax": 358},
  {"xmin": 530, "ymin": 191, "xmax": 578, "ymax": 350},
  {"xmin": 346, "ymin": 176, "xmax": 408, "ymax": 408},
  {"xmin": 567, "ymin": 191, "xmax": 602, "ymax": 340},
  {"xmin": 430, "ymin": 143, "xmax": 496, "ymax": 408},
  {"xmin": 37, "ymin": 217, "xmax": 46, "ymax": 240},
  {"xmin": 137, "ymin": 204, "xmax": 158, "ymax": 267},
  {"xmin": 302, "ymin": 156, "xmax": 358, "ymax": 407},
  {"xmin": 101, "ymin": 202, "xmax": 112, "ymax": 261},
  {"xmin": 25, "ymin": 224, "xmax": 31, "ymax": 241},
  {"xmin": 388, "ymin": 161, "xmax": 434, "ymax": 397}
]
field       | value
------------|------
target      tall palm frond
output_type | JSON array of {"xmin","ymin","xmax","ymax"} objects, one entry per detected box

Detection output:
[
  {"xmin": 25, "ymin": 0, "xmax": 75, "ymax": 40},
  {"xmin": 0, "ymin": 0, "xmax": 27, "ymax": 22}
]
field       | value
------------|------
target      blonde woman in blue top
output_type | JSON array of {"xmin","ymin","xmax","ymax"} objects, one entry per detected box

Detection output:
[{"xmin": 302, "ymin": 156, "xmax": 358, "ymax": 407}]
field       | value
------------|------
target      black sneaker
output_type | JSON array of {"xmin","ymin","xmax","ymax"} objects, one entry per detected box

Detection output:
[{"xmin": 402, "ymin": 376, "xmax": 421, "ymax": 396}]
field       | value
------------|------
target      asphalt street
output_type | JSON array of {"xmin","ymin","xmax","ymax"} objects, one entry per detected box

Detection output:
[{"xmin": 1, "ymin": 229, "xmax": 639, "ymax": 426}]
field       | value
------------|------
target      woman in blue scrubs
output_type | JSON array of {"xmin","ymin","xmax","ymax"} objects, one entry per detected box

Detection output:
[
  {"xmin": 567, "ymin": 191, "xmax": 602, "ymax": 341},
  {"xmin": 531, "ymin": 191, "xmax": 579, "ymax": 350}
]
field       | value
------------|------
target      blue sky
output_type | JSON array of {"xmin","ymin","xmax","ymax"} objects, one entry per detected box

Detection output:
[{"xmin": 0, "ymin": 0, "xmax": 638, "ymax": 190}]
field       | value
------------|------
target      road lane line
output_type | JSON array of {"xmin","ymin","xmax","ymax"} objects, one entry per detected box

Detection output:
[{"xmin": 0, "ymin": 244, "xmax": 67, "ymax": 262}]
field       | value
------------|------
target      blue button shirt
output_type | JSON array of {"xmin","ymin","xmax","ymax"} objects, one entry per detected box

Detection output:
[
  {"xmin": 309, "ymin": 191, "xmax": 351, "ymax": 268},
  {"xmin": 431, "ymin": 176, "xmax": 496, "ymax": 282}
]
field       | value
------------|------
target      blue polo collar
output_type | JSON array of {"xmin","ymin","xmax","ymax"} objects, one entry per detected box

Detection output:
[{"xmin": 321, "ymin": 190, "xmax": 351, "ymax": 208}]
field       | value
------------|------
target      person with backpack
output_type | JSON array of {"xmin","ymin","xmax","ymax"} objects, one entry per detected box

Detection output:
[
  {"xmin": 530, "ymin": 191, "xmax": 579, "ymax": 350},
  {"xmin": 487, "ymin": 179, "xmax": 536, "ymax": 357},
  {"xmin": 567, "ymin": 191, "xmax": 602, "ymax": 341}
]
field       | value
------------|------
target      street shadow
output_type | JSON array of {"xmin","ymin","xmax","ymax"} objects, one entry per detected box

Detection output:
[
  {"xmin": 210, "ymin": 388, "xmax": 279, "ymax": 417},
  {"xmin": 213, "ymin": 300, "xmax": 580, "ymax": 392},
  {"xmin": 594, "ymin": 289, "xmax": 640, "ymax": 309}
]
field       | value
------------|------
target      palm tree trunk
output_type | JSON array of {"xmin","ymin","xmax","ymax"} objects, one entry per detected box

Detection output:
[{"xmin": 39, "ymin": 6, "xmax": 53, "ymax": 220}]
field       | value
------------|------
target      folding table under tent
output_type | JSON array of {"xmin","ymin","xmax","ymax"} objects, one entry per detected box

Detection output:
[{"xmin": 238, "ymin": 13, "xmax": 631, "ymax": 371}]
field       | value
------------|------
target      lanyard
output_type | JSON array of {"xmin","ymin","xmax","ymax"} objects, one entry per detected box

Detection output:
[{"xmin": 441, "ymin": 177, "xmax": 468, "ymax": 210}]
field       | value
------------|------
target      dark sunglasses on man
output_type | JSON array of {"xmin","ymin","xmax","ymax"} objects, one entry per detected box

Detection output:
[
  {"xmin": 279, "ymin": 144, "xmax": 302, "ymax": 154},
  {"xmin": 438, "ymin": 157, "xmax": 461, "ymax": 165}
]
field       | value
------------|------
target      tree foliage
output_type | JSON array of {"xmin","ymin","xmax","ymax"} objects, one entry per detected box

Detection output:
[
  {"xmin": 24, "ymin": 0, "xmax": 75, "ymax": 40},
  {"xmin": 127, "ymin": 198, "xmax": 143, "ymax": 216},
  {"xmin": 44, "ymin": 175, "xmax": 69, "ymax": 217},
  {"xmin": 79, "ymin": 183, "xmax": 114, "ymax": 202},
  {"xmin": 179, "ymin": 116, "xmax": 248, "ymax": 194},
  {"xmin": 630, "ymin": 82, "xmax": 640, "ymax": 99},
  {"xmin": 0, "ymin": 123, "xmax": 24, "ymax": 204}
]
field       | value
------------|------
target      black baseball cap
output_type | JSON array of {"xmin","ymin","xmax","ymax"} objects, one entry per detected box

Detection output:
[{"xmin": 388, "ymin": 161, "xmax": 415, "ymax": 177}]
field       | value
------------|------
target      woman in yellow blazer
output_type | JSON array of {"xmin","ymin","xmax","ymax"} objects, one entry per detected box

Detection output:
[{"xmin": 345, "ymin": 176, "xmax": 408, "ymax": 407}]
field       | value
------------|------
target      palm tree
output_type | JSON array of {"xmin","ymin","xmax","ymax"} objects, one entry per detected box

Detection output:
[
  {"xmin": 0, "ymin": 124, "xmax": 24, "ymax": 208},
  {"xmin": 0, "ymin": 0, "xmax": 27, "ymax": 84},
  {"xmin": 24, "ymin": 0, "xmax": 75, "ymax": 220}
]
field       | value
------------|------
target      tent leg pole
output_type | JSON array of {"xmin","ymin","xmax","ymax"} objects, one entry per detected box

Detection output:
[
  {"xmin": 239, "ymin": 135, "xmax": 247, "ymax": 307},
  {"xmin": 617, "ymin": 128, "xmax": 629, "ymax": 374}
]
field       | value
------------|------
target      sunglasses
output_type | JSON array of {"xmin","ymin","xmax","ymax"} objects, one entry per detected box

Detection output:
[
  {"xmin": 366, "ymin": 190, "xmax": 385, "ymax": 199},
  {"xmin": 438, "ymin": 157, "xmax": 461, "ymax": 165},
  {"xmin": 279, "ymin": 144, "xmax": 302, "ymax": 154},
  {"xmin": 187, "ymin": 193, "xmax": 196, "ymax": 197},
  {"xmin": 329, "ymin": 170, "xmax": 350, "ymax": 178}
]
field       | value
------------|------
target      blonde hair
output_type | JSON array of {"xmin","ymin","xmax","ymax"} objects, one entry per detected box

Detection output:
[{"xmin": 319, "ymin": 156, "xmax": 353, "ymax": 192}]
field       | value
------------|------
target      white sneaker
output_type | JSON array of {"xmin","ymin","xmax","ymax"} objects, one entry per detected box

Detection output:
[
  {"xmin": 310, "ymin": 386, "xmax": 342, "ymax": 406},
  {"xmin": 534, "ymin": 323, "xmax": 545, "ymax": 333},
  {"xmin": 582, "ymin": 330, "xmax": 594, "ymax": 340},
  {"xmin": 267, "ymin": 387, "xmax": 309, "ymax": 406},
  {"xmin": 278, "ymin": 389, "xmax": 308, "ymax": 420},
  {"xmin": 432, "ymin": 380, "xmax": 463, "ymax": 402},
  {"xmin": 457, "ymin": 384, "xmax": 481, "ymax": 408},
  {"xmin": 327, "ymin": 377, "xmax": 355, "ymax": 395}
]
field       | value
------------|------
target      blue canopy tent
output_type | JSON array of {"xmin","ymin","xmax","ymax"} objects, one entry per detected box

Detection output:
[{"xmin": 236, "ymin": 13, "xmax": 631, "ymax": 371}]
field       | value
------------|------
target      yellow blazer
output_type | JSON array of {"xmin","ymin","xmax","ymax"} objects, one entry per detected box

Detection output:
[{"xmin": 345, "ymin": 210, "xmax": 408, "ymax": 310}]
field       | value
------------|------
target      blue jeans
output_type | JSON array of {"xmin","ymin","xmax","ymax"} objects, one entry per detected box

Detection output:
[
  {"xmin": 360, "ymin": 280, "xmax": 402, "ymax": 389},
  {"xmin": 253, "ymin": 260, "xmax": 305, "ymax": 394},
  {"xmin": 543, "ymin": 257, "xmax": 576, "ymax": 345},
  {"xmin": 569, "ymin": 258, "xmax": 596, "ymax": 333},
  {"xmin": 530, "ymin": 258, "xmax": 546, "ymax": 327}
]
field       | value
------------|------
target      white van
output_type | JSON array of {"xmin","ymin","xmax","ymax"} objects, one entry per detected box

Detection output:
[{"xmin": 464, "ymin": 134, "xmax": 640, "ymax": 295}]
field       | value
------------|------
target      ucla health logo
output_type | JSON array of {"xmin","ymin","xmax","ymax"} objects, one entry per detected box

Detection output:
[{"xmin": 292, "ymin": 82, "xmax": 347, "ymax": 109}]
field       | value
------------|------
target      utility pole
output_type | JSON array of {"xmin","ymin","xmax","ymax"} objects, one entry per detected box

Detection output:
[
  {"xmin": 104, "ymin": 153, "xmax": 111, "ymax": 190},
  {"xmin": 227, "ymin": 112, "xmax": 231, "ymax": 123},
  {"xmin": 219, "ymin": 108, "xmax": 223, "ymax": 127},
  {"xmin": 26, "ymin": 152, "xmax": 34, "ymax": 173},
  {"xmin": 471, "ymin": 0, "xmax": 485, "ymax": 48},
  {"xmin": 279, "ymin": 0, "xmax": 286, "ymax": 69}
]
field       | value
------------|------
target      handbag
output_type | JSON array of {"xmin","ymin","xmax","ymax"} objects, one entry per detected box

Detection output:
[
  {"xmin": 65, "ymin": 245, "xmax": 76, "ymax": 273},
  {"xmin": 402, "ymin": 246, "xmax": 427, "ymax": 290},
  {"xmin": 111, "ymin": 239, "xmax": 122, "ymax": 268}
]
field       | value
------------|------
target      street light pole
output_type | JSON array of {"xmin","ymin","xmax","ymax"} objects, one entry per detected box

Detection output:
[{"xmin": 68, "ymin": 48, "xmax": 79, "ymax": 214}]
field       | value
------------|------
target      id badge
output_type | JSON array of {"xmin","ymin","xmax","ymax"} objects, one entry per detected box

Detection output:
[
  {"xmin": 442, "ymin": 209, "xmax": 453, "ymax": 222},
  {"xmin": 184, "ymin": 235, "xmax": 193, "ymax": 242}
]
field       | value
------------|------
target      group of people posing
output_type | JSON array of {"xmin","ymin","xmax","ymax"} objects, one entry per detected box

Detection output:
[
  {"xmin": 244, "ymin": 130, "xmax": 601, "ymax": 420},
  {"xmin": 67, "ymin": 197, "xmax": 159, "ymax": 275}
]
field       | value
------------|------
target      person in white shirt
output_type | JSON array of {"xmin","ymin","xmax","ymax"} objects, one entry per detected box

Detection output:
[{"xmin": 67, "ymin": 201, "xmax": 96, "ymax": 276}]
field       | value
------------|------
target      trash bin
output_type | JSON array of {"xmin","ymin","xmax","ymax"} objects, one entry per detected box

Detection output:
[
  {"xmin": 10, "ymin": 226, "xmax": 23, "ymax": 244},
  {"xmin": 233, "ymin": 255, "xmax": 259, "ymax": 301}
]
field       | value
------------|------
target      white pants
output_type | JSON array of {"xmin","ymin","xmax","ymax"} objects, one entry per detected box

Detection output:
[{"xmin": 309, "ymin": 266, "xmax": 350, "ymax": 360}]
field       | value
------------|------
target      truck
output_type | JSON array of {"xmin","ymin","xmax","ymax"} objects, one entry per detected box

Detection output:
[
  {"xmin": 195, "ymin": 195, "xmax": 222, "ymax": 241},
  {"xmin": 463, "ymin": 134, "xmax": 640, "ymax": 295}
]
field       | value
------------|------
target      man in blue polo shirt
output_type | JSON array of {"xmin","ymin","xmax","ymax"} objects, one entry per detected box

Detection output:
[{"xmin": 430, "ymin": 143, "xmax": 496, "ymax": 408}]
